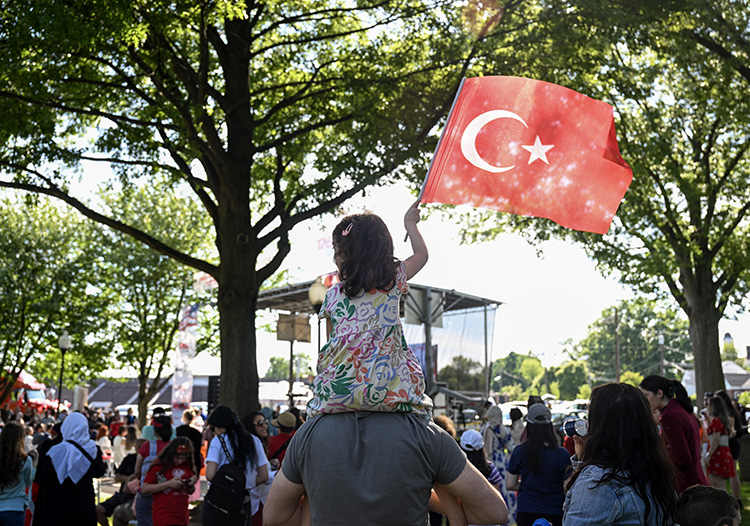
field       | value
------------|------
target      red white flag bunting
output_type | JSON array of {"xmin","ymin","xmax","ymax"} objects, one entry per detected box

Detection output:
[{"xmin": 419, "ymin": 76, "xmax": 633, "ymax": 235}]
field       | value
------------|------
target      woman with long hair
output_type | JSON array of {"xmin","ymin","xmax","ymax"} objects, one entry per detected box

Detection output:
[
  {"xmin": 0, "ymin": 421, "xmax": 35, "ymax": 526},
  {"xmin": 124, "ymin": 425, "xmax": 139, "ymax": 455},
  {"xmin": 204, "ymin": 406, "xmax": 269, "ymax": 526},
  {"xmin": 713, "ymin": 390, "xmax": 742, "ymax": 502},
  {"xmin": 564, "ymin": 383, "xmax": 676, "ymax": 525},
  {"xmin": 705, "ymin": 396, "xmax": 735, "ymax": 490},
  {"xmin": 242, "ymin": 411, "xmax": 277, "ymax": 526},
  {"xmin": 507, "ymin": 403, "xmax": 572, "ymax": 526},
  {"xmin": 639, "ymin": 375, "xmax": 707, "ymax": 493}
]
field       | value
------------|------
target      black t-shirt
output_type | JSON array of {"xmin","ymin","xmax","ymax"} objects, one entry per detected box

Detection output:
[{"xmin": 115, "ymin": 453, "xmax": 138, "ymax": 492}]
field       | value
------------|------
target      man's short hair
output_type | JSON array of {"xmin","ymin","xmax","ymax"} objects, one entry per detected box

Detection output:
[{"xmin": 675, "ymin": 485, "xmax": 740, "ymax": 526}]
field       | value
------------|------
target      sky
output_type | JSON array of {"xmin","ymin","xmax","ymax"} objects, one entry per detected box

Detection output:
[{"xmin": 253, "ymin": 181, "xmax": 750, "ymax": 377}]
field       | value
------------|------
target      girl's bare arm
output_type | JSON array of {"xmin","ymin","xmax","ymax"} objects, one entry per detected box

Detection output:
[{"xmin": 403, "ymin": 200, "xmax": 428, "ymax": 280}]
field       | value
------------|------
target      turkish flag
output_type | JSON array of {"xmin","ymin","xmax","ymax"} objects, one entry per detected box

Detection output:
[{"xmin": 420, "ymin": 76, "xmax": 633, "ymax": 234}]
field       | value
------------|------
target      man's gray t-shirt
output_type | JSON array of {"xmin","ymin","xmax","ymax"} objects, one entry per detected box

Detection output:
[{"xmin": 282, "ymin": 411, "xmax": 466, "ymax": 525}]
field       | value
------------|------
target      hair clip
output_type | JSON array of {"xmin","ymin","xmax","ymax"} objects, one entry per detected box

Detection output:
[{"xmin": 342, "ymin": 223, "xmax": 353, "ymax": 236}]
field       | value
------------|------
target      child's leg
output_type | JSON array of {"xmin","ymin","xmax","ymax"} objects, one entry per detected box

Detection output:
[{"xmin": 431, "ymin": 484, "xmax": 467, "ymax": 526}]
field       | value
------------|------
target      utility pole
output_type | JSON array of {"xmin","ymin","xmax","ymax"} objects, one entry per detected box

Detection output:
[
  {"xmin": 614, "ymin": 307, "xmax": 620, "ymax": 383},
  {"xmin": 658, "ymin": 333, "xmax": 665, "ymax": 376}
]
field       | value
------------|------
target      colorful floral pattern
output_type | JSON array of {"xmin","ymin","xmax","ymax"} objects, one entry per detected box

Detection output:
[
  {"xmin": 485, "ymin": 424, "xmax": 518, "ymax": 526},
  {"xmin": 307, "ymin": 262, "xmax": 432, "ymax": 421}
]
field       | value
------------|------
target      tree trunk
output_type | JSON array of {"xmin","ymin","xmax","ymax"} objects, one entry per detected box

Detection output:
[
  {"xmin": 687, "ymin": 309, "xmax": 724, "ymax": 408},
  {"xmin": 214, "ymin": 172, "xmax": 260, "ymax": 419},
  {"xmin": 217, "ymin": 283, "xmax": 259, "ymax": 419},
  {"xmin": 137, "ymin": 382, "xmax": 150, "ymax": 429},
  {"xmin": 683, "ymin": 267, "xmax": 725, "ymax": 409}
]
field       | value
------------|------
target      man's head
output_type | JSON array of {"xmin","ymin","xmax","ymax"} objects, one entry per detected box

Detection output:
[
  {"xmin": 271, "ymin": 411, "xmax": 296, "ymax": 432},
  {"xmin": 675, "ymin": 485, "xmax": 741, "ymax": 526}
]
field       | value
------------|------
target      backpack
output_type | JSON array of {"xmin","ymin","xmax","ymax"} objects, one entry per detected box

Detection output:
[{"xmin": 204, "ymin": 435, "xmax": 247, "ymax": 518}]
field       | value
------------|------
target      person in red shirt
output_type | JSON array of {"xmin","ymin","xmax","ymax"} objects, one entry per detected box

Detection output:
[
  {"xmin": 640, "ymin": 375, "xmax": 709, "ymax": 493},
  {"xmin": 142, "ymin": 438, "xmax": 198, "ymax": 526},
  {"xmin": 267, "ymin": 412, "xmax": 296, "ymax": 465}
]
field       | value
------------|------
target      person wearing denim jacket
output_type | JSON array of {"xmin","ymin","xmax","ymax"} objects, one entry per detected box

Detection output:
[
  {"xmin": 562, "ymin": 383, "xmax": 676, "ymax": 526},
  {"xmin": 563, "ymin": 464, "xmax": 672, "ymax": 525}
]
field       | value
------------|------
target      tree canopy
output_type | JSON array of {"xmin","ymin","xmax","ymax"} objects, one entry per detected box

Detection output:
[
  {"xmin": 577, "ymin": 299, "xmax": 692, "ymax": 382},
  {"xmin": 0, "ymin": 0, "xmax": 546, "ymax": 415},
  {"xmin": 456, "ymin": 0, "xmax": 750, "ymax": 402},
  {"xmin": 0, "ymin": 197, "xmax": 110, "ymax": 402}
]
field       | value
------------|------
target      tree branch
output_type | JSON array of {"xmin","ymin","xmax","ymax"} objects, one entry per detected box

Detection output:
[{"xmin": 0, "ymin": 166, "xmax": 218, "ymax": 278}]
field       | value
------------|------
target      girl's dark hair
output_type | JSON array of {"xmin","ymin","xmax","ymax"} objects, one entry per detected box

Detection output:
[
  {"xmin": 125, "ymin": 425, "xmax": 138, "ymax": 451},
  {"xmin": 568, "ymin": 383, "xmax": 676, "ymax": 526},
  {"xmin": 640, "ymin": 375, "xmax": 693, "ymax": 414},
  {"xmin": 527, "ymin": 395, "xmax": 543, "ymax": 408},
  {"xmin": 152, "ymin": 416, "xmax": 173, "ymax": 442},
  {"xmin": 523, "ymin": 421, "xmax": 558, "ymax": 473},
  {"xmin": 509, "ymin": 408, "xmax": 522, "ymax": 422},
  {"xmin": 153, "ymin": 436, "xmax": 197, "ymax": 475},
  {"xmin": 462, "ymin": 447, "xmax": 491, "ymax": 478},
  {"xmin": 225, "ymin": 420, "xmax": 258, "ymax": 470},
  {"xmin": 713, "ymin": 390, "xmax": 741, "ymax": 435},
  {"xmin": 0, "ymin": 421, "xmax": 27, "ymax": 490},
  {"xmin": 708, "ymin": 396, "xmax": 733, "ymax": 438},
  {"xmin": 332, "ymin": 213, "xmax": 397, "ymax": 298},
  {"xmin": 433, "ymin": 415, "xmax": 457, "ymax": 439}
]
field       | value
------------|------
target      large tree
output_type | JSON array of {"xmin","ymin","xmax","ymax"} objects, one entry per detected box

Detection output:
[
  {"xmin": 460, "ymin": 0, "xmax": 750, "ymax": 403},
  {"xmin": 0, "ymin": 197, "xmax": 111, "ymax": 403},
  {"xmin": 0, "ymin": 0, "xmax": 547, "ymax": 415}
]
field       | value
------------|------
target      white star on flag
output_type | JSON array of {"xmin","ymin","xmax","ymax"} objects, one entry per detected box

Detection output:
[{"xmin": 522, "ymin": 136, "xmax": 554, "ymax": 165}]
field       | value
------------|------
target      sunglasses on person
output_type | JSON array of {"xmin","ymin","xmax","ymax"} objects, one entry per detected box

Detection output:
[{"xmin": 254, "ymin": 420, "xmax": 268, "ymax": 427}]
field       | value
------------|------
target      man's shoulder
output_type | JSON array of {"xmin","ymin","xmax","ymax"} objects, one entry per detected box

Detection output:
[{"xmin": 291, "ymin": 412, "xmax": 447, "ymax": 448}]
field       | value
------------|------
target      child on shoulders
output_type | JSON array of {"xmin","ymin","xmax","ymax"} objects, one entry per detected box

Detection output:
[{"xmin": 307, "ymin": 200, "xmax": 433, "ymax": 421}]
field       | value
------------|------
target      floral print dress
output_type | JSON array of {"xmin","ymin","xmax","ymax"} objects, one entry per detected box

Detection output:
[
  {"xmin": 483, "ymin": 409, "xmax": 517, "ymax": 526},
  {"xmin": 307, "ymin": 261, "xmax": 432, "ymax": 421}
]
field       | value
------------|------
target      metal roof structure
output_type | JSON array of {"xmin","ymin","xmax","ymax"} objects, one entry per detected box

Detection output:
[
  {"xmin": 257, "ymin": 278, "xmax": 504, "ymax": 399},
  {"xmin": 256, "ymin": 279, "xmax": 503, "ymax": 315}
]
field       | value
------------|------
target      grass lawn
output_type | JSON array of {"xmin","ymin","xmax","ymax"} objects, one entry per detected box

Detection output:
[{"xmin": 742, "ymin": 481, "xmax": 750, "ymax": 525}]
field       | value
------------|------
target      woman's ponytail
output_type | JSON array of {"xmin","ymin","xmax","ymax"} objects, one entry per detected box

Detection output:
[
  {"xmin": 640, "ymin": 375, "xmax": 694, "ymax": 415},
  {"xmin": 670, "ymin": 380, "xmax": 694, "ymax": 414}
]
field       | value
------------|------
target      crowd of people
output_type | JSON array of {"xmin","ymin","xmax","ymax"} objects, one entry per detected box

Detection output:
[
  {"xmin": 1, "ymin": 203, "xmax": 748, "ymax": 526},
  {"xmin": 0, "ymin": 400, "xmax": 305, "ymax": 526},
  {"xmin": 0, "ymin": 381, "xmax": 745, "ymax": 526}
]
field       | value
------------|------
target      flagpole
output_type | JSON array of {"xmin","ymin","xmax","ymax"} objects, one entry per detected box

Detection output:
[
  {"xmin": 417, "ymin": 77, "xmax": 467, "ymax": 202},
  {"xmin": 406, "ymin": 77, "xmax": 467, "ymax": 241}
]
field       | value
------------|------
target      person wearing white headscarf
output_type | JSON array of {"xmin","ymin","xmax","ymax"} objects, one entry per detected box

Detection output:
[
  {"xmin": 482, "ymin": 405, "xmax": 517, "ymax": 526},
  {"xmin": 32, "ymin": 412, "xmax": 105, "ymax": 526}
]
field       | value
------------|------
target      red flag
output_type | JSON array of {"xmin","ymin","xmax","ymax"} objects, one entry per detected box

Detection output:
[{"xmin": 420, "ymin": 76, "xmax": 632, "ymax": 234}]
